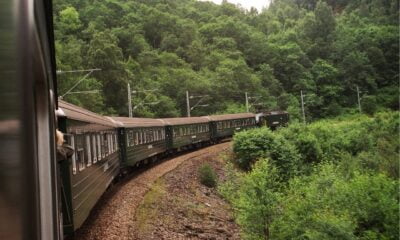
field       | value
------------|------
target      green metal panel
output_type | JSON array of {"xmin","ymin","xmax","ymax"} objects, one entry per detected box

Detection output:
[
  {"xmin": 125, "ymin": 141, "xmax": 167, "ymax": 166},
  {"xmin": 70, "ymin": 152, "xmax": 120, "ymax": 230}
]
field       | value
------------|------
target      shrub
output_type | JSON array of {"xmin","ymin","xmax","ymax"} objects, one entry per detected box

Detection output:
[
  {"xmin": 233, "ymin": 127, "xmax": 300, "ymax": 180},
  {"xmin": 198, "ymin": 163, "xmax": 217, "ymax": 188},
  {"xmin": 234, "ymin": 158, "xmax": 281, "ymax": 240},
  {"xmin": 270, "ymin": 164, "xmax": 399, "ymax": 240}
]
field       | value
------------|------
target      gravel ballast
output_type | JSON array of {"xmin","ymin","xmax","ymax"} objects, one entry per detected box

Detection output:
[{"xmin": 73, "ymin": 142, "xmax": 232, "ymax": 240}]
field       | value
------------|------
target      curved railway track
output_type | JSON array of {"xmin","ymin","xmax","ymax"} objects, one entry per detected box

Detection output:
[{"xmin": 72, "ymin": 142, "xmax": 231, "ymax": 240}]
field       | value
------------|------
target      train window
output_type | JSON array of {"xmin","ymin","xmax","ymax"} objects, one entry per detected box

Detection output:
[
  {"xmin": 85, "ymin": 135, "xmax": 92, "ymax": 167},
  {"xmin": 155, "ymin": 129, "xmax": 158, "ymax": 141},
  {"xmin": 68, "ymin": 135, "xmax": 77, "ymax": 174},
  {"xmin": 161, "ymin": 129, "xmax": 165, "ymax": 139},
  {"xmin": 134, "ymin": 132, "xmax": 138, "ymax": 145},
  {"xmin": 109, "ymin": 132, "xmax": 115, "ymax": 153},
  {"xmin": 107, "ymin": 133, "xmax": 114, "ymax": 153},
  {"xmin": 76, "ymin": 135, "xmax": 85, "ymax": 171},
  {"xmin": 97, "ymin": 134, "xmax": 102, "ymax": 160},
  {"xmin": 114, "ymin": 133, "xmax": 118, "ymax": 151},
  {"xmin": 92, "ymin": 135, "xmax": 97, "ymax": 163},
  {"xmin": 102, "ymin": 134, "xmax": 108, "ymax": 157}
]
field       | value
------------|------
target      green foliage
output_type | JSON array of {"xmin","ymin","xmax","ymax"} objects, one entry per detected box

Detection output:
[
  {"xmin": 235, "ymin": 159, "xmax": 281, "ymax": 240},
  {"xmin": 53, "ymin": 0, "xmax": 398, "ymax": 117},
  {"xmin": 198, "ymin": 163, "xmax": 217, "ymax": 188},
  {"xmin": 222, "ymin": 111, "xmax": 399, "ymax": 239},
  {"xmin": 233, "ymin": 127, "xmax": 300, "ymax": 179},
  {"xmin": 270, "ymin": 164, "xmax": 399, "ymax": 240}
]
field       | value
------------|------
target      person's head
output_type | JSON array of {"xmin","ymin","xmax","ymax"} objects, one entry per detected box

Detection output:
[{"xmin": 56, "ymin": 129, "xmax": 64, "ymax": 146}]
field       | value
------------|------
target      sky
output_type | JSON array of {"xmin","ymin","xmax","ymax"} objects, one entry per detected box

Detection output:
[{"xmin": 199, "ymin": 0, "xmax": 271, "ymax": 12}]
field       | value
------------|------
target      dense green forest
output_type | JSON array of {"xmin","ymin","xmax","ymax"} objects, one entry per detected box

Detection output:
[
  {"xmin": 54, "ymin": 0, "xmax": 399, "ymax": 120},
  {"xmin": 220, "ymin": 111, "xmax": 399, "ymax": 239}
]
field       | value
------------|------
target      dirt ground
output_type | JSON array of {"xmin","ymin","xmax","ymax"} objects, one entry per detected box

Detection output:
[
  {"xmin": 74, "ymin": 142, "xmax": 239, "ymax": 240},
  {"xmin": 130, "ymin": 143, "xmax": 240, "ymax": 240}
]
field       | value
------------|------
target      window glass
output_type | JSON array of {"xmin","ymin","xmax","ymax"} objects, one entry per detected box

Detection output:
[
  {"xmin": 109, "ymin": 134, "xmax": 113, "ymax": 153},
  {"xmin": 102, "ymin": 134, "xmax": 107, "ymax": 157},
  {"xmin": 134, "ymin": 131, "xmax": 138, "ymax": 145},
  {"xmin": 97, "ymin": 134, "xmax": 101, "ymax": 160},
  {"xmin": 76, "ymin": 134, "xmax": 85, "ymax": 171},
  {"xmin": 85, "ymin": 135, "xmax": 92, "ymax": 167},
  {"xmin": 114, "ymin": 133, "xmax": 118, "ymax": 151},
  {"xmin": 130, "ymin": 130, "xmax": 134, "ymax": 147},
  {"xmin": 92, "ymin": 134, "xmax": 97, "ymax": 163}
]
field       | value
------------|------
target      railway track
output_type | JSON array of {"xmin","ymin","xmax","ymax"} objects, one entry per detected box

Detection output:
[{"xmin": 72, "ymin": 142, "xmax": 232, "ymax": 240}]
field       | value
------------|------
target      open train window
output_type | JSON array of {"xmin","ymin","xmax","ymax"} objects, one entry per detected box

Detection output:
[
  {"xmin": 66, "ymin": 134, "xmax": 77, "ymax": 174},
  {"xmin": 149, "ymin": 129, "xmax": 153, "ymax": 142},
  {"xmin": 75, "ymin": 135, "xmax": 85, "ymax": 172},
  {"xmin": 109, "ymin": 134, "xmax": 113, "ymax": 152},
  {"xmin": 102, "ymin": 133, "xmax": 108, "ymax": 157},
  {"xmin": 85, "ymin": 135, "xmax": 92, "ymax": 167},
  {"xmin": 134, "ymin": 132, "xmax": 138, "ymax": 145},
  {"xmin": 92, "ymin": 134, "xmax": 97, "ymax": 163},
  {"xmin": 114, "ymin": 133, "xmax": 118, "ymax": 151},
  {"xmin": 108, "ymin": 134, "xmax": 113, "ymax": 153},
  {"xmin": 97, "ymin": 134, "xmax": 102, "ymax": 160},
  {"xmin": 138, "ymin": 131, "xmax": 142, "ymax": 144}
]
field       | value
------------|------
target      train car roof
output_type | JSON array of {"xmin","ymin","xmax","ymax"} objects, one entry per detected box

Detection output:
[
  {"xmin": 159, "ymin": 117, "xmax": 210, "ymax": 125},
  {"xmin": 110, "ymin": 117, "xmax": 165, "ymax": 127},
  {"xmin": 58, "ymin": 100, "xmax": 118, "ymax": 127},
  {"xmin": 206, "ymin": 113, "xmax": 256, "ymax": 121}
]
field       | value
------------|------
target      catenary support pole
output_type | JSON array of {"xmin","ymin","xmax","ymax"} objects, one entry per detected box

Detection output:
[
  {"xmin": 301, "ymin": 90, "xmax": 306, "ymax": 124},
  {"xmin": 128, "ymin": 83, "xmax": 132, "ymax": 117},
  {"xmin": 245, "ymin": 92, "xmax": 249, "ymax": 113},
  {"xmin": 186, "ymin": 90, "xmax": 191, "ymax": 117},
  {"xmin": 356, "ymin": 85, "xmax": 361, "ymax": 113}
]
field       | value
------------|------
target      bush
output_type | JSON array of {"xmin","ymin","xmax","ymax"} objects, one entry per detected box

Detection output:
[
  {"xmin": 225, "ymin": 158, "xmax": 281, "ymax": 240},
  {"xmin": 270, "ymin": 164, "xmax": 399, "ymax": 240},
  {"xmin": 233, "ymin": 127, "xmax": 300, "ymax": 180},
  {"xmin": 198, "ymin": 163, "xmax": 217, "ymax": 188}
]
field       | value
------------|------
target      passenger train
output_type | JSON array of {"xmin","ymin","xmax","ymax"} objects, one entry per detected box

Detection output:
[
  {"xmin": 57, "ymin": 100, "xmax": 262, "ymax": 236},
  {"xmin": 0, "ymin": 1, "xmax": 288, "ymax": 239}
]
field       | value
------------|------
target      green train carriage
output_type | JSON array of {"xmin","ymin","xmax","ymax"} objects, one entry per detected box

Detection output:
[
  {"xmin": 208, "ymin": 113, "xmax": 257, "ymax": 141},
  {"xmin": 161, "ymin": 117, "xmax": 211, "ymax": 150},
  {"xmin": 111, "ymin": 117, "xmax": 167, "ymax": 168},
  {"xmin": 57, "ymin": 100, "xmax": 121, "ymax": 236}
]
